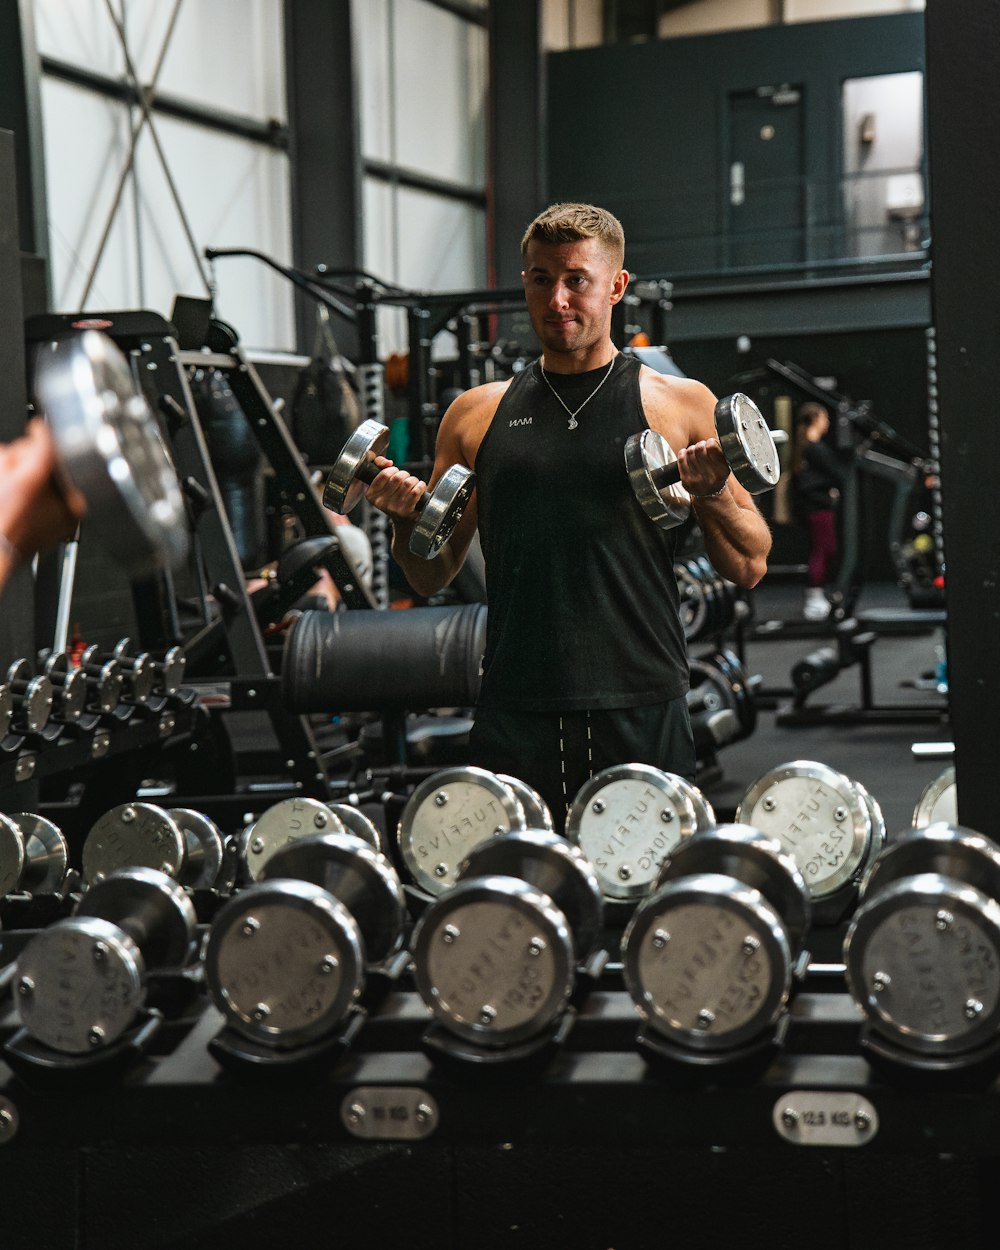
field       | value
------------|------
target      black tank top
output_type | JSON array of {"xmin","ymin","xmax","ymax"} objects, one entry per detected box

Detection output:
[{"xmin": 475, "ymin": 353, "xmax": 688, "ymax": 711}]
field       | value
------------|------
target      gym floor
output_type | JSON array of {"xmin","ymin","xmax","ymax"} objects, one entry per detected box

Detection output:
[{"xmin": 699, "ymin": 579, "xmax": 952, "ymax": 836}]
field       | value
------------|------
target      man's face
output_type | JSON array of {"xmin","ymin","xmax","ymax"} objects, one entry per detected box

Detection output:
[{"xmin": 521, "ymin": 236, "xmax": 628, "ymax": 362}]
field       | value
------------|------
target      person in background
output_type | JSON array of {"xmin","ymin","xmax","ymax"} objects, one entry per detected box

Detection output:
[
  {"xmin": 793, "ymin": 401, "xmax": 844, "ymax": 621},
  {"xmin": 0, "ymin": 419, "xmax": 86, "ymax": 593}
]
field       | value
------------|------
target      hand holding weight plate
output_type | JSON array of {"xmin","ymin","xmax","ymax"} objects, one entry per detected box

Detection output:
[
  {"xmin": 323, "ymin": 418, "xmax": 475, "ymax": 559},
  {"xmin": 626, "ymin": 393, "xmax": 779, "ymax": 529}
]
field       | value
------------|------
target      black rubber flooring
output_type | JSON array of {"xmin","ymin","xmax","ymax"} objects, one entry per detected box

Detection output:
[{"xmin": 697, "ymin": 580, "xmax": 952, "ymax": 837}]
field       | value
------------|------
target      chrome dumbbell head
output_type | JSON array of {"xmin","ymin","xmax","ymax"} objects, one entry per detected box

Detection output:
[
  {"xmin": 845, "ymin": 826, "xmax": 1000, "ymax": 1058},
  {"xmin": 0, "ymin": 813, "xmax": 69, "ymax": 896},
  {"xmin": 6, "ymin": 660, "xmax": 53, "ymax": 735},
  {"xmin": 456, "ymin": 828, "xmax": 604, "ymax": 962},
  {"xmin": 238, "ymin": 798, "xmax": 347, "ymax": 882},
  {"xmin": 411, "ymin": 874, "xmax": 575, "ymax": 1048},
  {"xmin": 204, "ymin": 878, "xmax": 366, "ymax": 1048},
  {"xmin": 260, "ymin": 833, "xmax": 407, "ymax": 966},
  {"xmin": 397, "ymin": 766, "xmax": 526, "ymax": 896},
  {"xmin": 41, "ymin": 653, "xmax": 87, "ymax": 724},
  {"xmin": 736, "ymin": 759, "xmax": 881, "ymax": 900},
  {"xmin": 168, "ymin": 808, "xmax": 226, "ymax": 890},
  {"xmin": 16, "ymin": 867, "xmax": 196, "ymax": 1054},
  {"xmin": 325, "ymin": 803, "xmax": 384, "ymax": 854},
  {"xmin": 78, "ymin": 646, "xmax": 125, "ymax": 714},
  {"xmin": 913, "ymin": 766, "xmax": 957, "ymax": 829},
  {"xmin": 565, "ymin": 764, "xmax": 698, "ymax": 900},
  {"xmin": 495, "ymin": 774, "xmax": 554, "ymax": 832},
  {"xmin": 82, "ymin": 803, "xmax": 187, "ymax": 884}
]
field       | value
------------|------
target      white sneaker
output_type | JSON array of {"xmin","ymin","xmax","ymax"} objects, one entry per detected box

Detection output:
[{"xmin": 803, "ymin": 588, "xmax": 831, "ymax": 621}]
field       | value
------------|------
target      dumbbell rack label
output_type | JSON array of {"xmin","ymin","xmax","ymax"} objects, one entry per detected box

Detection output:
[
  {"xmin": 341, "ymin": 1088, "xmax": 438, "ymax": 1140},
  {"xmin": 773, "ymin": 1091, "xmax": 878, "ymax": 1147}
]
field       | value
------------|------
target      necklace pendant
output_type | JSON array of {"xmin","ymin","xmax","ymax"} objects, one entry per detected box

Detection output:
[{"xmin": 567, "ymin": 415, "xmax": 578, "ymax": 431}]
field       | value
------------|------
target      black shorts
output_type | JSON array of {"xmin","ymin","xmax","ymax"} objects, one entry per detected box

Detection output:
[{"xmin": 468, "ymin": 698, "xmax": 696, "ymax": 834}]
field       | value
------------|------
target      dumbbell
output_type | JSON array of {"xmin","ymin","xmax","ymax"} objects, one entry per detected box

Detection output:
[
  {"xmin": 622, "ymin": 824, "xmax": 810, "ymax": 1056},
  {"xmin": 322, "ymin": 418, "xmax": 475, "ymax": 558},
  {"xmin": 626, "ymin": 393, "xmax": 780, "ymax": 529},
  {"xmin": 31, "ymin": 329, "xmax": 189, "ymax": 576},
  {"xmin": 564, "ymin": 764, "xmax": 700, "ymax": 900},
  {"xmin": 844, "ymin": 824, "xmax": 1000, "ymax": 1063},
  {"xmin": 913, "ymin": 765, "xmax": 956, "ymax": 828},
  {"xmin": 14, "ymin": 866, "xmax": 197, "ymax": 1054},
  {"xmin": 0, "ymin": 813, "xmax": 69, "ymax": 896},
  {"xmin": 82, "ymin": 802, "xmax": 225, "ymax": 889},
  {"xmin": 5, "ymin": 660, "xmax": 53, "ymax": 736},
  {"xmin": 325, "ymin": 803, "xmax": 384, "ymax": 854},
  {"xmin": 204, "ymin": 833, "xmax": 408, "ymax": 1049},
  {"xmin": 237, "ymin": 797, "xmax": 347, "ymax": 881},
  {"xmin": 77, "ymin": 645, "xmax": 125, "ymax": 714},
  {"xmin": 40, "ymin": 653, "xmax": 87, "ymax": 725},
  {"xmin": 396, "ymin": 766, "xmax": 527, "ymax": 896},
  {"xmin": 736, "ymin": 759, "xmax": 885, "ymax": 906},
  {"xmin": 496, "ymin": 774, "xmax": 554, "ymax": 832}
]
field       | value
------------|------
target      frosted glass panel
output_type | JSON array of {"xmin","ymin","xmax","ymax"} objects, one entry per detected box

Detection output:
[
  {"xmin": 396, "ymin": 187, "xmax": 485, "ymax": 292},
  {"xmin": 35, "ymin": 0, "xmax": 286, "ymax": 120},
  {"xmin": 355, "ymin": 0, "xmax": 393, "ymax": 163}
]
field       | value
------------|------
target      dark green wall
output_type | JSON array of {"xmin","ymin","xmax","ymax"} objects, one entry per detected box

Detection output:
[{"xmin": 546, "ymin": 12, "xmax": 925, "ymax": 276}]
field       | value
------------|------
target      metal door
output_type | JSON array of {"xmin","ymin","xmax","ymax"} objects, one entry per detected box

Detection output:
[{"xmin": 728, "ymin": 86, "xmax": 805, "ymax": 268}]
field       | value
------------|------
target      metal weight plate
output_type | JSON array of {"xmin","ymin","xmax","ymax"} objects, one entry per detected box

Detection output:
[
  {"xmin": 327, "ymin": 804, "xmax": 384, "ymax": 854},
  {"xmin": 0, "ymin": 814, "xmax": 26, "ymax": 897},
  {"xmin": 859, "ymin": 823, "xmax": 1000, "ymax": 905},
  {"xmin": 496, "ymin": 774, "xmax": 554, "ymax": 832},
  {"xmin": 7, "ymin": 661, "xmax": 53, "ymax": 734},
  {"xmin": 43, "ymin": 654, "xmax": 87, "ymax": 723},
  {"xmin": 204, "ymin": 879, "xmax": 365, "ymax": 1048},
  {"xmin": 75, "ymin": 867, "xmax": 197, "ymax": 969},
  {"xmin": 397, "ymin": 766, "xmax": 526, "ymax": 895},
  {"xmin": 16, "ymin": 916, "xmax": 145, "ymax": 1054},
  {"xmin": 409, "ymin": 463, "xmax": 476, "ymax": 560},
  {"xmin": 322, "ymin": 419, "xmax": 389, "ymax": 515},
  {"xmin": 854, "ymin": 781, "xmax": 887, "ymax": 862},
  {"xmin": 913, "ymin": 766, "xmax": 957, "ymax": 829},
  {"xmin": 82, "ymin": 802, "xmax": 187, "ymax": 884},
  {"xmin": 845, "ymin": 873, "xmax": 1000, "ymax": 1056},
  {"xmin": 457, "ymin": 829, "xmax": 605, "ymax": 962},
  {"xmin": 239, "ymin": 798, "xmax": 347, "ymax": 882},
  {"xmin": 155, "ymin": 646, "xmax": 186, "ymax": 697},
  {"xmin": 411, "ymin": 874, "xmax": 575, "ymax": 1047},
  {"xmin": 625, "ymin": 429, "xmax": 692, "ymax": 529},
  {"xmin": 665, "ymin": 774, "xmax": 717, "ymax": 833},
  {"xmin": 0, "ymin": 684, "xmax": 12, "ymax": 739},
  {"xmin": 713, "ymin": 393, "xmax": 780, "ymax": 494},
  {"xmin": 656, "ymin": 824, "xmax": 811, "ymax": 959},
  {"xmin": 622, "ymin": 872, "xmax": 793, "ymax": 1050},
  {"xmin": 565, "ymin": 764, "xmax": 698, "ymax": 900},
  {"xmin": 675, "ymin": 561, "xmax": 709, "ymax": 642},
  {"xmin": 168, "ymin": 808, "xmax": 225, "ymax": 890},
  {"xmin": 8, "ymin": 813, "xmax": 69, "ymax": 894},
  {"xmin": 736, "ymin": 760, "xmax": 873, "ymax": 899},
  {"xmin": 31, "ymin": 330, "xmax": 189, "ymax": 575},
  {"xmin": 260, "ymin": 833, "xmax": 407, "ymax": 966}
]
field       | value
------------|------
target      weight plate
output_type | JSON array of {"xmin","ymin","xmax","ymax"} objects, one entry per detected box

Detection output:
[
  {"xmin": 397, "ymin": 766, "xmax": 526, "ymax": 895},
  {"xmin": 411, "ymin": 874, "xmax": 575, "ymax": 1047},
  {"xmin": 169, "ymin": 808, "xmax": 225, "ymax": 890},
  {"xmin": 859, "ymin": 823, "xmax": 1000, "ymax": 905},
  {"xmin": 16, "ymin": 916, "xmax": 145, "ymax": 1054},
  {"xmin": 624, "ymin": 428, "xmax": 692, "ymax": 530},
  {"xmin": 0, "ymin": 814, "xmax": 26, "ymax": 897},
  {"xmin": 409, "ymin": 463, "xmax": 476, "ymax": 559},
  {"xmin": 736, "ymin": 760, "xmax": 872, "ymax": 899},
  {"xmin": 261, "ymin": 833, "xmax": 407, "ymax": 966},
  {"xmin": 456, "ymin": 828, "xmax": 604, "ymax": 961},
  {"xmin": 75, "ymin": 866, "xmax": 197, "ymax": 969},
  {"xmin": 496, "ymin": 774, "xmax": 554, "ymax": 832},
  {"xmin": 665, "ymin": 774, "xmax": 717, "ymax": 832},
  {"xmin": 714, "ymin": 393, "xmax": 780, "ymax": 494},
  {"xmin": 205, "ymin": 879, "xmax": 365, "ymax": 1047},
  {"xmin": 845, "ymin": 873, "xmax": 1000, "ymax": 1056},
  {"xmin": 913, "ymin": 766, "xmax": 957, "ymax": 829},
  {"xmin": 656, "ymin": 824, "xmax": 811, "ymax": 958},
  {"xmin": 240, "ymin": 797, "xmax": 347, "ymax": 882},
  {"xmin": 566, "ymin": 764, "xmax": 698, "ymax": 900},
  {"xmin": 623, "ymin": 873, "xmax": 792, "ymax": 1050},
  {"xmin": 322, "ymin": 419, "xmax": 389, "ymax": 515},
  {"xmin": 82, "ymin": 802, "xmax": 186, "ymax": 885},
  {"xmin": 0, "ymin": 684, "xmax": 12, "ymax": 738},
  {"xmin": 8, "ymin": 812, "xmax": 69, "ymax": 894},
  {"xmin": 327, "ymin": 804, "xmax": 384, "ymax": 854},
  {"xmin": 32, "ymin": 330, "xmax": 189, "ymax": 575},
  {"xmin": 675, "ymin": 562, "xmax": 709, "ymax": 642}
]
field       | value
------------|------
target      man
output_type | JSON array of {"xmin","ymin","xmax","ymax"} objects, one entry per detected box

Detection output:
[{"xmin": 365, "ymin": 202, "xmax": 771, "ymax": 827}]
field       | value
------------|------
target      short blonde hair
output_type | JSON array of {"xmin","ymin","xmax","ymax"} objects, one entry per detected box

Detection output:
[{"xmin": 521, "ymin": 202, "xmax": 625, "ymax": 269}]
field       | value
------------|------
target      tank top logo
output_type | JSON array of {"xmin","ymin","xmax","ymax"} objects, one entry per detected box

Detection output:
[{"xmin": 508, "ymin": 416, "xmax": 533, "ymax": 427}]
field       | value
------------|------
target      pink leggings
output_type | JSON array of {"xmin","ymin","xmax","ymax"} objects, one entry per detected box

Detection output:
[{"xmin": 806, "ymin": 509, "xmax": 838, "ymax": 588}]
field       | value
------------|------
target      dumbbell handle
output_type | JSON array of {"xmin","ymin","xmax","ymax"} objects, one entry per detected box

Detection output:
[
  {"xmin": 355, "ymin": 455, "xmax": 431, "ymax": 515},
  {"xmin": 649, "ymin": 427, "xmax": 787, "ymax": 492}
]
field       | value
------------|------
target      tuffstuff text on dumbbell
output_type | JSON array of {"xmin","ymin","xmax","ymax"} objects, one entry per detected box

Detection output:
[
  {"xmin": 625, "ymin": 393, "xmax": 780, "ymax": 529},
  {"xmin": 323, "ymin": 418, "xmax": 475, "ymax": 559}
]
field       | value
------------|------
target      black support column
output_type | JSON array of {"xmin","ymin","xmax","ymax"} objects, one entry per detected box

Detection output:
[
  {"xmin": 284, "ymin": 0, "xmax": 363, "ymax": 356},
  {"xmin": 924, "ymin": 0, "xmax": 1000, "ymax": 831}
]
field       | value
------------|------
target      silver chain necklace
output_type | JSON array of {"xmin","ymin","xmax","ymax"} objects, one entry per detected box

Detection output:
[{"xmin": 539, "ymin": 354, "xmax": 617, "ymax": 430}]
